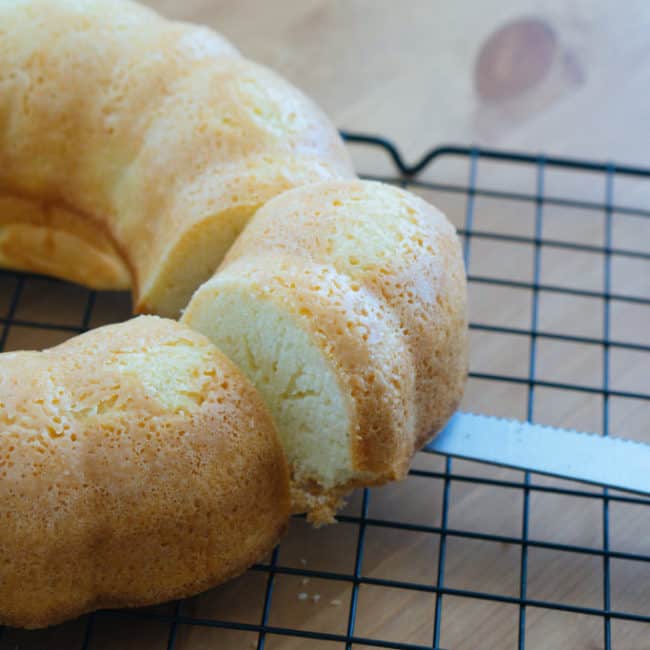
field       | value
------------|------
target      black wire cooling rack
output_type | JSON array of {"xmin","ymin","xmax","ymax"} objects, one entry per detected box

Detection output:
[{"xmin": 1, "ymin": 132, "xmax": 650, "ymax": 650}]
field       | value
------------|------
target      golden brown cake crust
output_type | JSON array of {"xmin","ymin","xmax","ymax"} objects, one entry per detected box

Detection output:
[
  {"xmin": 184, "ymin": 180, "xmax": 468, "ymax": 522},
  {"xmin": 0, "ymin": 0, "xmax": 353, "ymax": 317},
  {"xmin": 223, "ymin": 181, "xmax": 468, "ymax": 454},
  {"xmin": 0, "ymin": 316, "xmax": 290, "ymax": 629}
]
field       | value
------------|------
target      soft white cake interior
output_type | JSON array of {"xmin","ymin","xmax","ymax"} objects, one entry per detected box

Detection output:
[{"xmin": 186, "ymin": 283, "xmax": 354, "ymax": 488}]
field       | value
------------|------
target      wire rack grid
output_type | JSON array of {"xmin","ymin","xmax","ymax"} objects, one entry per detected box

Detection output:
[{"xmin": 0, "ymin": 132, "xmax": 649, "ymax": 650}]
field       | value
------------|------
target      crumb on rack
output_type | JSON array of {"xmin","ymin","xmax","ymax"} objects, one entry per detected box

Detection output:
[
  {"xmin": 312, "ymin": 594, "xmax": 321, "ymax": 603},
  {"xmin": 299, "ymin": 558, "xmax": 307, "ymax": 566},
  {"xmin": 330, "ymin": 599, "xmax": 342, "ymax": 606},
  {"xmin": 301, "ymin": 577, "xmax": 310, "ymax": 585},
  {"xmin": 297, "ymin": 592, "xmax": 308, "ymax": 601}
]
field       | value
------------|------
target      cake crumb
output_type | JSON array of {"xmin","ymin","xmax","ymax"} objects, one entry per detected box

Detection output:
[
  {"xmin": 312, "ymin": 594, "xmax": 321, "ymax": 603},
  {"xmin": 330, "ymin": 599, "xmax": 342, "ymax": 606},
  {"xmin": 301, "ymin": 577, "xmax": 310, "ymax": 585},
  {"xmin": 297, "ymin": 592, "xmax": 308, "ymax": 601},
  {"xmin": 299, "ymin": 558, "xmax": 307, "ymax": 566}
]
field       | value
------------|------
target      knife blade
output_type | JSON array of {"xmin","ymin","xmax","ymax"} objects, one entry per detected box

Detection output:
[{"xmin": 424, "ymin": 412, "xmax": 650, "ymax": 496}]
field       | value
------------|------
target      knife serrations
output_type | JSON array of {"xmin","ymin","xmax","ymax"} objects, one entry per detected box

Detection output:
[{"xmin": 423, "ymin": 412, "xmax": 650, "ymax": 496}]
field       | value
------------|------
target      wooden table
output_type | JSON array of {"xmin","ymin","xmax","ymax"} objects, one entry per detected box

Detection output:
[{"xmin": 2, "ymin": 2, "xmax": 650, "ymax": 650}]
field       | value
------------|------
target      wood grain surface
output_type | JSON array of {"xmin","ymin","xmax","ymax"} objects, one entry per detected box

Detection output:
[{"xmin": 2, "ymin": 2, "xmax": 650, "ymax": 649}]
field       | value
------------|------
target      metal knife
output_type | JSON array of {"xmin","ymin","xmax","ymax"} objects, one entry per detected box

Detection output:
[{"xmin": 424, "ymin": 412, "xmax": 650, "ymax": 496}]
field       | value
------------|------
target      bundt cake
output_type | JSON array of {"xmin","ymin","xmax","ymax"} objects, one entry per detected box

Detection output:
[
  {"xmin": 0, "ymin": 0, "xmax": 469, "ymax": 628},
  {"xmin": 0, "ymin": 316, "xmax": 289, "ymax": 629},
  {"xmin": 183, "ymin": 181, "xmax": 468, "ymax": 522},
  {"xmin": 0, "ymin": 0, "xmax": 354, "ymax": 317}
]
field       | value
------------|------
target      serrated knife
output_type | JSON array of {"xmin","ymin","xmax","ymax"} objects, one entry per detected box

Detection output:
[{"xmin": 424, "ymin": 412, "xmax": 650, "ymax": 496}]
